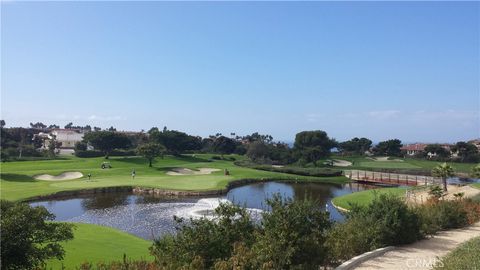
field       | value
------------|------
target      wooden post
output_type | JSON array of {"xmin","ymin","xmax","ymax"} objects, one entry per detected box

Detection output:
[{"xmin": 397, "ymin": 174, "xmax": 400, "ymax": 184}]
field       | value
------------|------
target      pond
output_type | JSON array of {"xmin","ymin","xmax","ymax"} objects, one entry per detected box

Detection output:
[{"xmin": 30, "ymin": 181, "xmax": 378, "ymax": 240}]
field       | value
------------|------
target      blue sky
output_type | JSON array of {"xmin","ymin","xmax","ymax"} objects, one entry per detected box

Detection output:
[{"xmin": 1, "ymin": 1, "xmax": 479, "ymax": 143}]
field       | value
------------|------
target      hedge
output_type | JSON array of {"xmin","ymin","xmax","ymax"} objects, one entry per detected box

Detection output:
[{"xmin": 234, "ymin": 161, "xmax": 342, "ymax": 177}]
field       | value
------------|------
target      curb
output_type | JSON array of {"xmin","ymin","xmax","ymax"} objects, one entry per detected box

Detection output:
[
  {"xmin": 335, "ymin": 246, "xmax": 395, "ymax": 270},
  {"xmin": 330, "ymin": 199, "xmax": 350, "ymax": 212}
]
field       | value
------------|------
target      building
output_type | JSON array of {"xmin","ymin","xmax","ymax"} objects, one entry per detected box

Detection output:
[
  {"xmin": 401, "ymin": 143, "xmax": 427, "ymax": 156},
  {"xmin": 468, "ymin": 139, "xmax": 480, "ymax": 150},
  {"xmin": 51, "ymin": 129, "xmax": 84, "ymax": 149}
]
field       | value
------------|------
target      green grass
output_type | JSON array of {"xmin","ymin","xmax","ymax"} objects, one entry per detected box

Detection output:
[
  {"xmin": 327, "ymin": 155, "xmax": 477, "ymax": 173},
  {"xmin": 472, "ymin": 183, "xmax": 480, "ymax": 189},
  {"xmin": 332, "ymin": 187, "xmax": 407, "ymax": 210},
  {"xmin": 0, "ymin": 154, "xmax": 348, "ymax": 201},
  {"xmin": 46, "ymin": 223, "xmax": 152, "ymax": 269},
  {"xmin": 433, "ymin": 236, "xmax": 480, "ymax": 270}
]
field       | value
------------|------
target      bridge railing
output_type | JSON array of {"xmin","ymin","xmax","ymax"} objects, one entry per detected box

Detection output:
[{"xmin": 344, "ymin": 170, "xmax": 442, "ymax": 186}]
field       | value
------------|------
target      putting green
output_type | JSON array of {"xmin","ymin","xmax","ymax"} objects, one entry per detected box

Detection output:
[
  {"xmin": 331, "ymin": 187, "xmax": 407, "ymax": 210},
  {"xmin": 46, "ymin": 223, "xmax": 152, "ymax": 269}
]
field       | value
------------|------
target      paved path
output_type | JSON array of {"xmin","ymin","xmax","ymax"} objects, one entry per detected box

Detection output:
[{"xmin": 353, "ymin": 222, "xmax": 480, "ymax": 270}]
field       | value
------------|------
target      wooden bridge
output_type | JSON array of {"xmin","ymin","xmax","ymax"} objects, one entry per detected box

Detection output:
[{"xmin": 345, "ymin": 170, "xmax": 441, "ymax": 186}]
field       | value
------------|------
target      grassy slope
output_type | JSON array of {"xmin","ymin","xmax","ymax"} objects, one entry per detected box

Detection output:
[
  {"xmin": 0, "ymin": 154, "xmax": 348, "ymax": 201},
  {"xmin": 332, "ymin": 187, "xmax": 407, "ymax": 210},
  {"xmin": 46, "ymin": 223, "xmax": 152, "ymax": 270},
  {"xmin": 433, "ymin": 236, "xmax": 480, "ymax": 270}
]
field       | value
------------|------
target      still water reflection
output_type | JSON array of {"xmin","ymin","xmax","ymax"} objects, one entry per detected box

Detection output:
[{"xmin": 31, "ymin": 181, "xmax": 378, "ymax": 240}]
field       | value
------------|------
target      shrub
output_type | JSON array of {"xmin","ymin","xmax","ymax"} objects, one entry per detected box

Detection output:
[
  {"xmin": 326, "ymin": 214, "xmax": 382, "ymax": 263},
  {"xmin": 110, "ymin": 149, "xmax": 137, "ymax": 156},
  {"xmin": 234, "ymin": 161, "xmax": 342, "ymax": 177},
  {"xmin": 75, "ymin": 150, "xmax": 104, "ymax": 158},
  {"xmin": 252, "ymin": 195, "xmax": 331, "ymax": 269},
  {"xmin": 415, "ymin": 200, "xmax": 470, "ymax": 236},
  {"xmin": 151, "ymin": 203, "xmax": 255, "ymax": 269},
  {"xmin": 1, "ymin": 200, "xmax": 74, "ymax": 270}
]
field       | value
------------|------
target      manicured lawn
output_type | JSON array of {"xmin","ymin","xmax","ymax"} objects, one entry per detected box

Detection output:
[
  {"xmin": 472, "ymin": 183, "xmax": 480, "ymax": 189},
  {"xmin": 0, "ymin": 154, "xmax": 348, "ymax": 201},
  {"xmin": 356, "ymin": 161, "xmax": 420, "ymax": 169},
  {"xmin": 332, "ymin": 187, "xmax": 407, "ymax": 210},
  {"xmin": 433, "ymin": 236, "xmax": 480, "ymax": 270},
  {"xmin": 46, "ymin": 223, "xmax": 152, "ymax": 269},
  {"xmin": 328, "ymin": 155, "xmax": 476, "ymax": 173}
]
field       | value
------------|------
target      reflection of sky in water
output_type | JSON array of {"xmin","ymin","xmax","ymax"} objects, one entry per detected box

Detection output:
[{"xmin": 30, "ymin": 182, "xmax": 378, "ymax": 240}]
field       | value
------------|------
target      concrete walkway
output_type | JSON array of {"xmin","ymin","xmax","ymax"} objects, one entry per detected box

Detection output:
[{"xmin": 353, "ymin": 222, "xmax": 480, "ymax": 270}]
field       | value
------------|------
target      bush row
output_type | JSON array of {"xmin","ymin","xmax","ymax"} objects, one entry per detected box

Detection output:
[
  {"xmin": 74, "ymin": 150, "xmax": 137, "ymax": 158},
  {"xmin": 235, "ymin": 160, "xmax": 343, "ymax": 177}
]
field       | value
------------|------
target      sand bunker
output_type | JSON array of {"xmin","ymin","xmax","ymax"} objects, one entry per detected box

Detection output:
[
  {"xmin": 34, "ymin": 172, "xmax": 83, "ymax": 181},
  {"xmin": 272, "ymin": 165, "xmax": 284, "ymax": 168},
  {"xmin": 332, "ymin": 159, "xmax": 352, "ymax": 167},
  {"xmin": 166, "ymin": 168, "xmax": 221, "ymax": 176}
]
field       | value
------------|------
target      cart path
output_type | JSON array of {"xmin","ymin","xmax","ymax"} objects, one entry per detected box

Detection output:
[{"xmin": 353, "ymin": 222, "xmax": 480, "ymax": 270}]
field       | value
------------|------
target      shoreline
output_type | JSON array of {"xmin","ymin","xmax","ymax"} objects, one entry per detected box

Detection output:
[{"xmin": 22, "ymin": 177, "xmax": 348, "ymax": 202}]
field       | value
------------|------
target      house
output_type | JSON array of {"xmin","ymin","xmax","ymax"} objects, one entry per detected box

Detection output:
[
  {"xmin": 401, "ymin": 143, "xmax": 427, "ymax": 156},
  {"xmin": 50, "ymin": 129, "xmax": 84, "ymax": 149},
  {"xmin": 468, "ymin": 139, "xmax": 480, "ymax": 150}
]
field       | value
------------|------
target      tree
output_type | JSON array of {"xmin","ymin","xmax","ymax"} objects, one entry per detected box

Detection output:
[
  {"xmin": 48, "ymin": 124, "xmax": 60, "ymax": 129},
  {"xmin": 108, "ymin": 126, "xmax": 117, "ymax": 132},
  {"xmin": 0, "ymin": 119, "xmax": 5, "ymax": 128},
  {"xmin": 246, "ymin": 141, "xmax": 269, "ymax": 162},
  {"xmin": 373, "ymin": 139, "xmax": 403, "ymax": 157},
  {"xmin": 339, "ymin": 137, "xmax": 372, "ymax": 155},
  {"xmin": 293, "ymin": 130, "xmax": 336, "ymax": 166},
  {"xmin": 1, "ymin": 200, "xmax": 74, "ymax": 270},
  {"xmin": 431, "ymin": 163, "xmax": 455, "ymax": 191},
  {"xmin": 29, "ymin": 122, "xmax": 47, "ymax": 129},
  {"xmin": 136, "ymin": 143, "xmax": 166, "ymax": 167},
  {"xmin": 82, "ymin": 131, "xmax": 131, "ymax": 159},
  {"xmin": 47, "ymin": 135, "xmax": 62, "ymax": 158},
  {"xmin": 451, "ymin": 142, "xmax": 479, "ymax": 163},
  {"xmin": 424, "ymin": 144, "xmax": 451, "ymax": 159},
  {"xmin": 64, "ymin": 122, "xmax": 73, "ymax": 129},
  {"xmin": 150, "ymin": 128, "xmax": 202, "ymax": 155},
  {"xmin": 212, "ymin": 136, "xmax": 237, "ymax": 157}
]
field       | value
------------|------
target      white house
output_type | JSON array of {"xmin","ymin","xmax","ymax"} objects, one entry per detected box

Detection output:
[{"xmin": 50, "ymin": 129, "xmax": 84, "ymax": 149}]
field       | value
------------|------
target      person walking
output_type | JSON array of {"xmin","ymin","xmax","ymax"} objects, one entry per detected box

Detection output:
[{"xmin": 131, "ymin": 169, "xmax": 136, "ymax": 180}]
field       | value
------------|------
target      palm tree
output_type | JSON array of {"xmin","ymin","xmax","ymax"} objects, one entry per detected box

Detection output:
[{"xmin": 431, "ymin": 163, "xmax": 455, "ymax": 192}]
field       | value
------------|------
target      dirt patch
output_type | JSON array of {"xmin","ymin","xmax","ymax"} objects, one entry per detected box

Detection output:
[
  {"xmin": 34, "ymin": 172, "xmax": 83, "ymax": 181},
  {"xmin": 166, "ymin": 168, "xmax": 221, "ymax": 176},
  {"xmin": 407, "ymin": 184, "xmax": 480, "ymax": 205}
]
